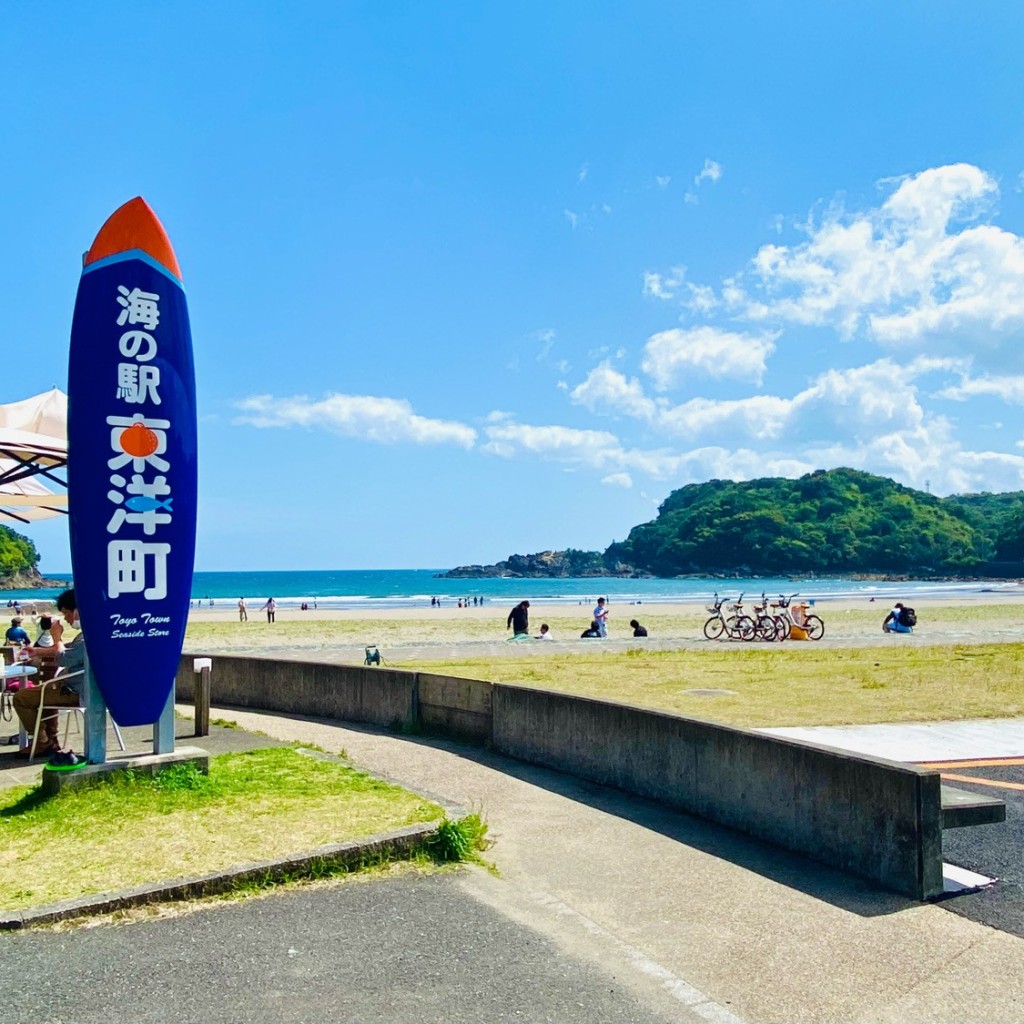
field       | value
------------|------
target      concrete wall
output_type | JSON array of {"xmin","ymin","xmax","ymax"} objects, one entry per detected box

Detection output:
[
  {"xmin": 176, "ymin": 656, "xmax": 493, "ymax": 743},
  {"xmin": 490, "ymin": 685, "xmax": 943, "ymax": 900},
  {"xmin": 177, "ymin": 653, "xmax": 943, "ymax": 899},
  {"xmin": 176, "ymin": 655, "xmax": 417, "ymax": 731}
]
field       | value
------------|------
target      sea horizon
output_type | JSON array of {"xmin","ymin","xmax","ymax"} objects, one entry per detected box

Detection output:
[{"xmin": 3, "ymin": 568, "xmax": 1021, "ymax": 611}]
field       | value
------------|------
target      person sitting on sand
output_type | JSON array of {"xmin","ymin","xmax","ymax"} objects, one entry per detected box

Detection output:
[
  {"xmin": 629, "ymin": 619, "xmax": 648, "ymax": 637},
  {"xmin": 883, "ymin": 602, "xmax": 913, "ymax": 634},
  {"xmin": 536, "ymin": 623, "xmax": 554, "ymax": 640},
  {"xmin": 580, "ymin": 620, "xmax": 602, "ymax": 638},
  {"xmin": 507, "ymin": 600, "xmax": 530, "ymax": 637}
]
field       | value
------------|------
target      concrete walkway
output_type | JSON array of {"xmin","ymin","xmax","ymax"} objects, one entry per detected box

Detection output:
[
  {"xmin": 187, "ymin": 705, "xmax": 1024, "ymax": 1024},
  {"xmin": 759, "ymin": 718, "xmax": 1024, "ymax": 762}
]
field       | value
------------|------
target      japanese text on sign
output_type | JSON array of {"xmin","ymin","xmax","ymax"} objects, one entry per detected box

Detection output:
[{"xmin": 106, "ymin": 285, "xmax": 174, "ymax": 603}]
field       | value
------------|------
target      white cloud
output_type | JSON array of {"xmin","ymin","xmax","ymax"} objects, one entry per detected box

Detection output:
[
  {"xmin": 571, "ymin": 363, "xmax": 659, "ymax": 419},
  {"xmin": 564, "ymin": 209, "xmax": 579, "ymax": 229},
  {"xmin": 643, "ymin": 266, "xmax": 685, "ymax": 300},
  {"xmin": 694, "ymin": 159, "xmax": 722, "ymax": 186},
  {"xmin": 727, "ymin": 164, "xmax": 1024, "ymax": 354},
  {"xmin": 234, "ymin": 393, "xmax": 477, "ymax": 448},
  {"xmin": 656, "ymin": 175, "xmax": 671, "ymax": 188},
  {"xmin": 482, "ymin": 422, "xmax": 621, "ymax": 469},
  {"xmin": 683, "ymin": 192, "xmax": 698, "ymax": 205},
  {"xmin": 573, "ymin": 357, "xmax": 950, "ymax": 449},
  {"xmin": 936, "ymin": 374, "xmax": 1024, "ymax": 405},
  {"xmin": 641, "ymin": 326, "xmax": 778, "ymax": 389},
  {"xmin": 535, "ymin": 328, "xmax": 557, "ymax": 361},
  {"xmin": 601, "ymin": 472, "xmax": 633, "ymax": 488},
  {"xmin": 578, "ymin": 163, "xmax": 589, "ymax": 183},
  {"xmin": 683, "ymin": 283, "xmax": 718, "ymax": 314}
]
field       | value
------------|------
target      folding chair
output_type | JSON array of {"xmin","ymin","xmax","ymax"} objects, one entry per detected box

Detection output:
[{"xmin": 28, "ymin": 669, "xmax": 126, "ymax": 762}]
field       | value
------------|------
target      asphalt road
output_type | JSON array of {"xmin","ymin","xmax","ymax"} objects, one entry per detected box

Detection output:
[
  {"xmin": 938, "ymin": 761, "xmax": 1024, "ymax": 938},
  {"xmin": 0, "ymin": 873, "xmax": 694, "ymax": 1024}
]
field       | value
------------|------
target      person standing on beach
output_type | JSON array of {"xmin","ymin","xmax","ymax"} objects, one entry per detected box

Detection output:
[
  {"xmin": 238, "ymin": 597, "xmax": 248, "ymax": 622},
  {"xmin": 507, "ymin": 600, "xmax": 530, "ymax": 636},
  {"xmin": 593, "ymin": 597, "xmax": 609, "ymax": 637},
  {"xmin": 261, "ymin": 597, "xmax": 277, "ymax": 623}
]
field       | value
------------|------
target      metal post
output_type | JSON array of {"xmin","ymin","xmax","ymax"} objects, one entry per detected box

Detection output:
[
  {"xmin": 193, "ymin": 657, "xmax": 211, "ymax": 737},
  {"xmin": 153, "ymin": 681, "xmax": 176, "ymax": 754},
  {"xmin": 82, "ymin": 650, "xmax": 107, "ymax": 765}
]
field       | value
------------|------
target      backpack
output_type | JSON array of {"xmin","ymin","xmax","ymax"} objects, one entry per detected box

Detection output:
[{"xmin": 899, "ymin": 607, "xmax": 917, "ymax": 628}]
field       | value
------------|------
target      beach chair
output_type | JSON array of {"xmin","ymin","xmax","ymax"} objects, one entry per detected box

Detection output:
[{"xmin": 28, "ymin": 669, "xmax": 126, "ymax": 762}]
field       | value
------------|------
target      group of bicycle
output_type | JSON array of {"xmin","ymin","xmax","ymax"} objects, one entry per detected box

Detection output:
[{"xmin": 703, "ymin": 592, "xmax": 825, "ymax": 642}]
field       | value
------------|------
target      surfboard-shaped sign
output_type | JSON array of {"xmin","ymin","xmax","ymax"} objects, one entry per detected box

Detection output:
[{"xmin": 67, "ymin": 197, "xmax": 197, "ymax": 726}]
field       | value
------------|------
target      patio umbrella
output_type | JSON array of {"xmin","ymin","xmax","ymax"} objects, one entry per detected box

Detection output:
[{"xmin": 0, "ymin": 388, "xmax": 68, "ymax": 523}]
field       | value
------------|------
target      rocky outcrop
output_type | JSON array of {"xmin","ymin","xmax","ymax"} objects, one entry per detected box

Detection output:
[
  {"xmin": 438, "ymin": 550, "xmax": 648, "ymax": 579},
  {"xmin": 0, "ymin": 567, "xmax": 69, "ymax": 590}
]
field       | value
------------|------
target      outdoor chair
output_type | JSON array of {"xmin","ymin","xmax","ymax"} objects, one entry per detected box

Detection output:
[{"xmin": 28, "ymin": 669, "xmax": 126, "ymax": 762}]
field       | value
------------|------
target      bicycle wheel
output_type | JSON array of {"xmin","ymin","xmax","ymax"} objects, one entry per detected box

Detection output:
[
  {"xmin": 727, "ymin": 615, "xmax": 756, "ymax": 641},
  {"xmin": 703, "ymin": 616, "xmax": 726, "ymax": 640},
  {"xmin": 804, "ymin": 615, "xmax": 825, "ymax": 640},
  {"xmin": 756, "ymin": 615, "xmax": 778, "ymax": 641},
  {"xmin": 773, "ymin": 616, "xmax": 788, "ymax": 641}
]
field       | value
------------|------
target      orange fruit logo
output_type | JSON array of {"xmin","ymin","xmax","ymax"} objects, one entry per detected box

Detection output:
[{"xmin": 119, "ymin": 422, "xmax": 159, "ymax": 457}]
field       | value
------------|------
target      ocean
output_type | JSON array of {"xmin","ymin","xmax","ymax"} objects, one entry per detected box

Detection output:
[{"xmin": 2, "ymin": 568, "xmax": 1020, "ymax": 611}]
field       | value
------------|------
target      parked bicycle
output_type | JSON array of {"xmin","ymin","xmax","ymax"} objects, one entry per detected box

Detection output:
[
  {"xmin": 703, "ymin": 593, "xmax": 756, "ymax": 641},
  {"xmin": 773, "ymin": 593, "xmax": 825, "ymax": 640},
  {"xmin": 753, "ymin": 592, "xmax": 787, "ymax": 642}
]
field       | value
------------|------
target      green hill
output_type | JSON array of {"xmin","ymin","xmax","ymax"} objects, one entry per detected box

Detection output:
[
  {"xmin": 605, "ymin": 468, "xmax": 1024, "ymax": 577},
  {"xmin": 0, "ymin": 524, "xmax": 40, "ymax": 584}
]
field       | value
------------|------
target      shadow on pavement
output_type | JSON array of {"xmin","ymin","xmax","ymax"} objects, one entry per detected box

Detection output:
[{"xmin": 218, "ymin": 706, "xmax": 916, "ymax": 920}]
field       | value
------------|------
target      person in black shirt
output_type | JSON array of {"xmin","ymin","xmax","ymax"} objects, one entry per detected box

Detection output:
[
  {"xmin": 506, "ymin": 600, "xmax": 530, "ymax": 636},
  {"xmin": 580, "ymin": 620, "xmax": 602, "ymax": 638},
  {"xmin": 629, "ymin": 619, "xmax": 648, "ymax": 637}
]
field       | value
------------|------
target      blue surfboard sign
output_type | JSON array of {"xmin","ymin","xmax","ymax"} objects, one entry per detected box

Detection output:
[{"xmin": 67, "ymin": 197, "xmax": 197, "ymax": 726}]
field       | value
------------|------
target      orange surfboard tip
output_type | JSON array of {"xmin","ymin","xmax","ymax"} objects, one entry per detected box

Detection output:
[{"xmin": 84, "ymin": 196, "xmax": 182, "ymax": 281}]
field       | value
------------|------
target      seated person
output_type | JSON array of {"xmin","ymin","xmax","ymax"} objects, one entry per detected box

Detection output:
[
  {"xmin": 580, "ymin": 620, "xmax": 602, "ymax": 638},
  {"xmin": 5, "ymin": 617, "xmax": 30, "ymax": 647},
  {"xmin": 33, "ymin": 615, "xmax": 55, "ymax": 648},
  {"xmin": 13, "ymin": 589, "xmax": 86, "ymax": 757},
  {"xmin": 535, "ymin": 623, "xmax": 554, "ymax": 640},
  {"xmin": 629, "ymin": 619, "xmax": 648, "ymax": 637},
  {"xmin": 25, "ymin": 615, "xmax": 61, "ymax": 678},
  {"xmin": 883, "ymin": 602, "xmax": 913, "ymax": 634}
]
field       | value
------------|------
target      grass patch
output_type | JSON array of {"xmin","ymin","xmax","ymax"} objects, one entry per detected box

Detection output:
[
  {"xmin": 425, "ymin": 813, "xmax": 491, "ymax": 864},
  {"xmin": 0, "ymin": 747, "xmax": 443, "ymax": 912},
  {"xmin": 402, "ymin": 642, "xmax": 1024, "ymax": 729}
]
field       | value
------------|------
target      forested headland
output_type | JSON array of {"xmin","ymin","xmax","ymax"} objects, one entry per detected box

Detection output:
[
  {"xmin": 0, "ymin": 524, "xmax": 45, "ymax": 588},
  {"xmin": 442, "ymin": 468, "xmax": 1024, "ymax": 579}
]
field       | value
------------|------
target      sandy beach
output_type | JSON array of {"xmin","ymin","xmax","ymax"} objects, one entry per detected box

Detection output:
[{"xmin": 181, "ymin": 594, "xmax": 1024, "ymax": 664}]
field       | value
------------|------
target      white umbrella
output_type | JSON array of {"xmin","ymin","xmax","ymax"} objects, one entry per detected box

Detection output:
[{"xmin": 0, "ymin": 389, "xmax": 68, "ymax": 523}]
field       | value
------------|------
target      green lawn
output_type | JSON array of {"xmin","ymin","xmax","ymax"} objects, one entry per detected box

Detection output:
[
  {"xmin": 404, "ymin": 642, "xmax": 1024, "ymax": 729},
  {"xmin": 0, "ymin": 747, "xmax": 443, "ymax": 911}
]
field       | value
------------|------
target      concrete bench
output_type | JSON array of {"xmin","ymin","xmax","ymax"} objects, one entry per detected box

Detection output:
[{"xmin": 941, "ymin": 784, "xmax": 1006, "ymax": 829}]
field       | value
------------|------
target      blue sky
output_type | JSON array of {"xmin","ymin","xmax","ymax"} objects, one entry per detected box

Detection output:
[{"xmin": 4, "ymin": 2, "xmax": 1024, "ymax": 572}]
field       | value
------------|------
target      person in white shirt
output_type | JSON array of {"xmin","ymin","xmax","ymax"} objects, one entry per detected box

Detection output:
[
  {"xmin": 536, "ymin": 623, "xmax": 554, "ymax": 640},
  {"xmin": 593, "ymin": 597, "xmax": 609, "ymax": 637}
]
